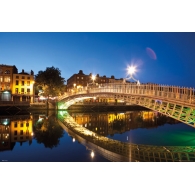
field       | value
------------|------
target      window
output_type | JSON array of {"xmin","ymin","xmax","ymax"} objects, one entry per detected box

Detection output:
[
  {"xmin": 16, "ymin": 80, "xmax": 19, "ymax": 85},
  {"xmin": 5, "ymin": 70, "xmax": 10, "ymax": 74},
  {"xmin": 26, "ymin": 122, "xmax": 29, "ymax": 127},
  {"xmin": 4, "ymin": 76, "xmax": 10, "ymax": 82},
  {"xmin": 21, "ymin": 88, "xmax": 24, "ymax": 93},
  {"xmin": 27, "ymin": 88, "xmax": 30, "ymax": 93},
  {"xmin": 0, "ymin": 76, "xmax": 2, "ymax": 82},
  {"xmin": 14, "ymin": 122, "xmax": 17, "ymax": 127},
  {"xmin": 16, "ymin": 76, "xmax": 19, "ymax": 79},
  {"xmin": 27, "ymin": 77, "xmax": 30, "ymax": 79},
  {"xmin": 15, "ymin": 88, "xmax": 18, "ymax": 94},
  {"xmin": 81, "ymin": 77, "xmax": 83, "ymax": 79},
  {"xmin": 77, "ymin": 77, "xmax": 79, "ymax": 79},
  {"xmin": 21, "ymin": 81, "xmax": 25, "ymax": 86},
  {"xmin": 14, "ymin": 130, "xmax": 17, "ymax": 135},
  {"xmin": 27, "ymin": 81, "xmax": 30, "ymax": 86},
  {"xmin": 20, "ymin": 130, "xmax": 23, "ymax": 135},
  {"xmin": 20, "ymin": 123, "xmax": 23, "ymax": 127},
  {"xmin": 22, "ymin": 76, "xmax": 25, "ymax": 79}
]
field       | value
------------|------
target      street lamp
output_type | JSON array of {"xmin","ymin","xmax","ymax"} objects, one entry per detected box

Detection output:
[
  {"xmin": 91, "ymin": 74, "xmax": 96, "ymax": 84},
  {"xmin": 126, "ymin": 65, "xmax": 140, "ymax": 85}
]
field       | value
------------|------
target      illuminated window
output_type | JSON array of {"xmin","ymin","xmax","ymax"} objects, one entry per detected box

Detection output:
[
  {"xmin": 0, "ymin": 76, "xmax": 3, "ymax": 82},
  {"xmin": 26, "ymin": 122, "xmax": 29, "ymax": 127},
  {"xmin": 21, "ymin": 81, "xmax": 24, "ymax": 86},
  {"xmin": 21, "ymin": 88, "xmax": 24, "ymax": 93},
  {"xmin": 4, "ymin": 76, "xmax": 10, "ymax": 82},
  {"xmin": 27, "ymin": 88, "xmax": 30, "ymax": 93},
  {"xmin": 27, "ymin": 81, "xmax": 30, "ymax": 86},
  {"xmin": 15, "ymin": 88, "xmax": 18, "ymax": 94}
]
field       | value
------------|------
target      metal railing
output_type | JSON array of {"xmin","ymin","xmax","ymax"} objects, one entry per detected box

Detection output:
[{"xmin": 58, "ymin": 83, "xmax": 195, "ymax": 105}]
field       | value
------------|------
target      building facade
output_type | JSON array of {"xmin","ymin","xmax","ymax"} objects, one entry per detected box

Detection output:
[
  {"xmin": 67, "ymin": 70, "xmax": 130, "ymax": 92},
  {"xmin": 0, "ymin": 64, "xmax": 18, "ymax": 101},
  {"xmin": 12, "ymin": 69, "xmax": 35, "ymax": 102},
  {"xmin": 0, "ymin": 64, "xmax": 35, "ymax": 102}
]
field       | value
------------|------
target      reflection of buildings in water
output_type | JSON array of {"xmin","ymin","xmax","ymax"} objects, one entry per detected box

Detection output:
[
  {"xmin": 70, "ymin": 111, "xmax": 179, "ymax": 136},
  {"xmin": 0, "ymin": 115, "xmax": 33, "ymax": 151},
  {"xmin": 58, "ymin": 117, "xmax": 195, "ymax": 162},
  {"xmin": 0, "ymin": 118, "xmax": 11, "ymax": 151}
]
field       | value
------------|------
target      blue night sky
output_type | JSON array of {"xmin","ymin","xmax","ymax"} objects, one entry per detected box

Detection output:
[{"xmin": 0, "ymin": 32, "xmax": 195, "ymax": 88}]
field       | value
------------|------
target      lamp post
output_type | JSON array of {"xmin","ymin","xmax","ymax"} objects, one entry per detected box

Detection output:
[
  {"xmin": 91, "ymin": 74, "xmax": 96, "ymax": 84},
  {"xmin": 126, "ymin": 65, "xmax": 140, "ymax": 85}
]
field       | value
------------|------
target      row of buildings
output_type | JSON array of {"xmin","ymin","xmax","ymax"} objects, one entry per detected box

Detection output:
[
  {"xmin": 66, "ymin": 70, "xmax": 132, "ymax": 92},
  {"xmin": 0, "ymin": 64, "xmax": 34, "ymax": 102},
  {"xmin": 0, "ymin": 64, "xmax": 134, "ymax": 103}
]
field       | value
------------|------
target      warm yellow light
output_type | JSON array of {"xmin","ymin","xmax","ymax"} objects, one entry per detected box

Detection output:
[
  {"xmin": 92, "ymin": 74, "xmax": 96, "ymax": 81},
  {"xmin": 91, "ymin": 151, "xmax": 94, "ymax": 158},
  {"xmin": 73, "ymin": 83, "xmax": 76, "ymax": 88}
]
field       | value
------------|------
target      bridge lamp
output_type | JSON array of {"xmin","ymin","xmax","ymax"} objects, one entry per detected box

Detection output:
[
  {"xmin": 92, "ymin": 75, "xmax": 96, "ymax": 84},
  {"xmin": 126, "ymin": 65, "xmax": 140, "ymax": 85},
  {"xmin": 127, "ymin": 65, "xmax": 136, "ymax": 76}
]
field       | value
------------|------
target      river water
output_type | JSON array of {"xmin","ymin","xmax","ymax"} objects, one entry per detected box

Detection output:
[{"xmin": 1, "ymin": 108, "xmax": 195, "ymax": 162}]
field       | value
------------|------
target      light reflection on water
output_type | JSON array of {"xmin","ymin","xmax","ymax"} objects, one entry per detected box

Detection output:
[{"xmin": 0, "ymin": 109, "xmax": 195, "ymax": 162}]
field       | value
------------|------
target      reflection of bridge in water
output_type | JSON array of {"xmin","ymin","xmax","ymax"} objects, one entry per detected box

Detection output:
[
  {"xmin": 57, "ymin": 83, "xmax": 195, "ymax": 128},
  {"xmin": 58, "ymin": 112, "xmax": 195, "ymax": 162}
]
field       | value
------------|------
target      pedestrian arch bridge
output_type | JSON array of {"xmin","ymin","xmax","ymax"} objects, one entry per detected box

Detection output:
[{"xmin": 57, "ymin": 83, "xmax": 195, "ymax": 128}]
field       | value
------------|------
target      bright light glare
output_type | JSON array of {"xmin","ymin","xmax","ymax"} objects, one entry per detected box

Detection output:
[
  {"xmin": 92, "ymin": 75, "xmax": 96, "ymax": 81},
  {"xmin": 91, "ymin": 151, "xmax": 95, "ymax": 158},
  {"xmin": 128, "ymin": 66, "xmax": 136, "ymax": 75}
]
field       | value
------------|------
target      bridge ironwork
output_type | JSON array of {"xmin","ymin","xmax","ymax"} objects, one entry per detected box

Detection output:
[{"xmin": 57, "ymin": 83, "xmax": 195, "ymax": 127}]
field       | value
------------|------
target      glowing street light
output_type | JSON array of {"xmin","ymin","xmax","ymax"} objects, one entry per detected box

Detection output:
[
  {"xmin": 73, "ymin": 83, "xmax": 76, "ymax": 88},
  {"xmin": 91, "ymin": 150, "xmax": 95, "ymax": 158},
  {"xmin": 126, "ymin": 65, "xmax": 140, "ymax": 85},
  {"xmin": 91, "ymin": 74, "xmax": 96, "ymax": 84}
]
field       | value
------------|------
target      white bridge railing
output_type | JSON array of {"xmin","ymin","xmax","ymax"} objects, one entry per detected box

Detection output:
[{"xmin": 58, "ymin": 83, "xmax": 195, "ymax": 105}]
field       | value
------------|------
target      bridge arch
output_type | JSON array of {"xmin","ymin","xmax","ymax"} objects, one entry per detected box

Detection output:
[{"xmin": 57, "ymin": 83, "xmax": 195, "ymax": 128}]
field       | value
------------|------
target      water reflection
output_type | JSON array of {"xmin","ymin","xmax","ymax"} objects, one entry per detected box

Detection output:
[
  {"xmin": 1, "ymin": 109, "xmax": 195, "ymax": 162},
  {"xmin": 58, "ymin": 110, "xmax": 195, "ymax": 162},
  {"xmin": 33, "ymin": 112, "xmax": 64, "ymax": 149},
  {"xmin": 68, "ymin": 110, "xmax": 180, "ymax": 136},
  {"xmin": 0, "ymin": 114, "xmax": 34, "ymax": 152}
]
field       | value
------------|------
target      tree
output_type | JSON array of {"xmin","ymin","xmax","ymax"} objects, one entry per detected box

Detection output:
[{"xmin": 35, "ymin": 66, "xmax": 66, "ymax": 105}]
